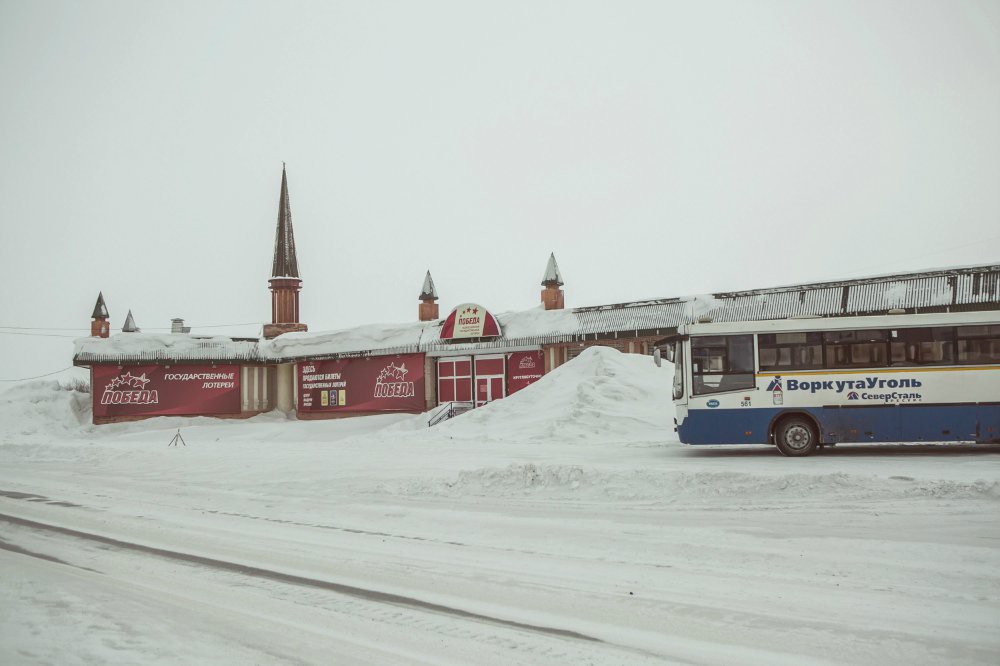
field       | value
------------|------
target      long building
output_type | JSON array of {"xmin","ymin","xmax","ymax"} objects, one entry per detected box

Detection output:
[{"xmin": 74, "ymin": 168, "xmax": 1000, "ymax": 424}]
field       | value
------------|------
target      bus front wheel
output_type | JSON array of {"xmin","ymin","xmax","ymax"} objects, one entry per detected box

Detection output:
[{"xmin": 775, "ymin": 417, "xmax": 818, "ymax": 457}]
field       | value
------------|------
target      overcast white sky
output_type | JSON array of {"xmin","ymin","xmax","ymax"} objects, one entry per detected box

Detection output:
[{"xmin": 1, "ymin": 0, "xmax": 998, "ymax": 380}]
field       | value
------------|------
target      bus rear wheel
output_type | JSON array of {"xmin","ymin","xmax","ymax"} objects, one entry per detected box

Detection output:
[{"xmin": 775, "ymin": 417, "xmax": 818, "ymax": 457}]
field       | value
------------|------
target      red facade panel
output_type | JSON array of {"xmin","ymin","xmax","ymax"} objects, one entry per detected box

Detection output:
[
  {"xmin": 474, "ymin": 357, "xmax": 504, "ymax": 376},
  {"xmin": 298, "ymin": 354, "xmax": 425, "ymax": 413},
  {"xmin": 92, "ymin": 365, "xmax": 241, "ymax": 418},
  {"xmin": 507, "ymin": 351, "xmax": 544, "ymax": 395},
  {"xmin": 437, "ymin": 356, "xmax": 472, "ymax": 405},
  {"xmin": 439, "ymin": 381, "xmax": 455, "ymax": 402}
]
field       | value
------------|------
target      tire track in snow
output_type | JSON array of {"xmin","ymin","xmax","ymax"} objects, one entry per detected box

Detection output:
[{"xmin": 0, "ymin": 512, "xmax": 603, "ymax": 645}]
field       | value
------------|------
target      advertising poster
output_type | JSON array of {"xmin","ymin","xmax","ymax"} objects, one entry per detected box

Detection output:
[
  {"xmin": 298, "ymin": 354, "xmax": 425, "ymax": 413},
  {"xmin": 92, "ymin": 364, "xmax": 241, "ymax": 417},
  {"xmin": 507, "ymin": 351, "xmax": 544, "ymax": 395}
]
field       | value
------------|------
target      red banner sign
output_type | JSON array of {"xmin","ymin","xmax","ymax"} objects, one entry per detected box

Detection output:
[
  {"xmin": 92, "ymin": 365, "xmax": 241, "ymax": 417},
  {"xmin": 440, "ymin": 303, "xmax": 501, "ymax": 339},
  {"xmin": 507, "ymin": 351, "xmax": 544, "ymax": 395},
  {"xmin": 298, "ymin": 354, "xmax": 425, "ymax": 413}
]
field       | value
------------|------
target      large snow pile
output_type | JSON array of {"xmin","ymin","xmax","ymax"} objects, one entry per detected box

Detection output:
[
  {"xmin": 426, "ymin": 346, "xmax": 672, "ymax": 445},
  {"xmin": 0, "ymin": 378, "xmax": 92, "ymax": 444}
]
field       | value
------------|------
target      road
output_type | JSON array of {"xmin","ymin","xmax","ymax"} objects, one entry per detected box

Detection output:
[{"xmin": 3, "ymin": 444, "xmax": 999, "ymax": 666}]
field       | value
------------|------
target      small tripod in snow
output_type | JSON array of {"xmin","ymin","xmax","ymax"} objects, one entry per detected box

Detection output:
[{"xmin": 168, "ymin": 429, "xmax": 186, "ymax": 447}]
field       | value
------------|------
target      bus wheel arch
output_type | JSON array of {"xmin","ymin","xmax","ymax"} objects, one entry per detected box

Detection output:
[{"xmin": 770, "ymin": 412, "xmax": 820, "ymax": 457}]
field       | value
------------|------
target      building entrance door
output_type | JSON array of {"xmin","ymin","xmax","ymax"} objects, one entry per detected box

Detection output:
[
  {"xmin": 473, "ymin": 355, "xmax": 505, "ymax": 408},
  {"xmin": 475, "ymin": 375, "xmax": 504, "ymax": 407}
]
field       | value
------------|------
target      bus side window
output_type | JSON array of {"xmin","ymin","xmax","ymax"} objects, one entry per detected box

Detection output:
[
  {"xmin": 758, "ymin": 332, "xmax": 823, "ymax": 371},
  {"xmin": 823, "ymin": 329, "xmax": 890, "ymax": 369},
  {"xmin": 957, "ymin": 325, "xmax": 1000, "ymax": 364},
  {"xmin": 890, "ymin": 327, "xmax": 955, "ymax": 366}
]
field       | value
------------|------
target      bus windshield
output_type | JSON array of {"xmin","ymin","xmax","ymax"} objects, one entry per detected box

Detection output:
[
  {"xmin": 690, "ymin": 334, "xmax": 755, "ymax": 395},
  {"xmin": 672, "ymin": 342, "xmax": 683, "ymax": 400}
]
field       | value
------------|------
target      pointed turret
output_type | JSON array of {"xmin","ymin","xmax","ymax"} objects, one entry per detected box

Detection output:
[
  {"xmin": 271, "ymin": 163, "xmax": 299, "ymax": 279},
  {"xmin": 540, "ymin": 252, "xmax": 565, "ymax": 310},
  {"xmin": 264, "ymin": 163, "xmax": 308, "ymax": 339},
  {"xmin": 91, "ymin": 292, "xmax": 110, "ymax": 338},
  {"xmin": 541, "ymin": 252, "xmax": 564, "ymax": 287},
  {"xmin": 418, "ymin": 270, "xmax": 439, "ymax": 321},
  {"xmin": 122, "ymin": 310, "xmax": 139, "ymax": 333}
]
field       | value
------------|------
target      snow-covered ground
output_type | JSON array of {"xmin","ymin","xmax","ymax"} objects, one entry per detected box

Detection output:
[{"xmin": 1, "ymin": 348, "xmax": 998, "ymax": 665}]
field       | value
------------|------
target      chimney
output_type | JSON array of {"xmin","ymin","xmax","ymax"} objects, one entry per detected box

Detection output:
[
  {"xmin": 171, "ymin": 318, "xmax": 191, "ymax": 334},
  {"xmin": 540, "ymin": 252, "xmax": 565, "ymax": 310},
  {"xmin": 418, "ymin": 270, "xmax": 439, "ymax": 321},
  {"xmin": 90, "ymin": 292, "xmax": 110, "ymax": 338},
  {"xmin": 264, "ymin": 163, "xmax": 308, "ymax": 339}
]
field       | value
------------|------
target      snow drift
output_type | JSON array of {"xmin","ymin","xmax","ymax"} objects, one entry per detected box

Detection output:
[{"xmin": 431, "ymin": 346, "xmax": 673, "ymax": 444}]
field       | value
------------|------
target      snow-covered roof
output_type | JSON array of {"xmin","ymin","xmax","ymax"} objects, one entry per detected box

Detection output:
[
  {"xmin": 264, "ymin": 320, "xmax": 428, "ymax": 361},
  {"xmin": 74, "ymin": 263, "xmax": 1000, "ymax": 365},
  {"xmin": 74, "ymin": 334, "xmax": 261, "ymax": 365}
]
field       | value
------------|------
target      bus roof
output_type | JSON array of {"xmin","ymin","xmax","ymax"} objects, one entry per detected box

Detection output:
[{"xmin": 678, "ymin": 310, "xmax": 1000, "ymax": 336}]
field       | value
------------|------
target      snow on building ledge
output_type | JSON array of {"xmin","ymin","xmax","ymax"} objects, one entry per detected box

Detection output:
[{"xmin": 74, "ymin": 334, "xmax": 261, "ymax": 365}]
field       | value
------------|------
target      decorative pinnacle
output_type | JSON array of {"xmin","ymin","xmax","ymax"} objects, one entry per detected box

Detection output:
[
  {"xmin": 541, "ymin": 252, "xmax": 564, "ymax": 287},
  {"xmin": 92, "ymin": 291, "xmax": 109, "ymax": 319},
  {"xmin": 271, "ymin": 163, "xmax": 300, "ymax": 278},
  {"xmin": 122, "ymin": 310, "xmax": 139, "ymax": 333},
  {"xmin": 419, "ymin": 270, "xmax": 438, "ymax": 300}
]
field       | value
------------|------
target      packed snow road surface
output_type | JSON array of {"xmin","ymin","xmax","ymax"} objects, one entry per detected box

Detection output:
[{"xmin": 1, "ymin": 348, "xmax": 999, "ymax": 665}]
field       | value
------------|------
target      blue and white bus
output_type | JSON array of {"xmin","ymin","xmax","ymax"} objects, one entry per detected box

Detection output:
[{"xmin": 658, "ymin": 311, "xmax": 1000, "ymax": 456}]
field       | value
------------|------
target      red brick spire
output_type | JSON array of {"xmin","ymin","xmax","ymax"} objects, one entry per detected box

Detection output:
[
  {"xmin": 541, "ymin": 252, "xmax": 565, "ymax": 310},
  {"xmin": 91, "ymin": 292, "xmax": 110, "ymax": 338},
  {"xmin": 264, "ymin": 164, "xmax": 308, "ymax": 339},
  {"xmin": 418, "ymin": 271, "xmax": 439, "ymax": 321}
]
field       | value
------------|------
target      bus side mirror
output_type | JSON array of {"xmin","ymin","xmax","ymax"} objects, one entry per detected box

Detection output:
[{"xmin": 653, "ymin": 348, "xmax": 662, "ymax": 367}]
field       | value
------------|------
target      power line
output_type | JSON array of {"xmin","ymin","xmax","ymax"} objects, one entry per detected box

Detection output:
[
  {"xmin": 0, "ymin": 326, "xmax": 89, "ymax": 331},
  {"xmin": 0, "ymin": 322, "xmax": 265, "ymax": 333},
  {"xmin": 0, "ymin": 331, "xmax": 81, "ymax": 338},
  {"xmin": 0, "ymin": 367, "xmax": 75, "ymax": 382}
]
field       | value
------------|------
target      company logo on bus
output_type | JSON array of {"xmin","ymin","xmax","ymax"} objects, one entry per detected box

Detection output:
[
  {"xmin": 766, "ymin": 377, "xmax": 782, "ymax": 392},
  {"xmin": 784, "ymin": 377, "xmax": 924, "ymax": 403}
]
